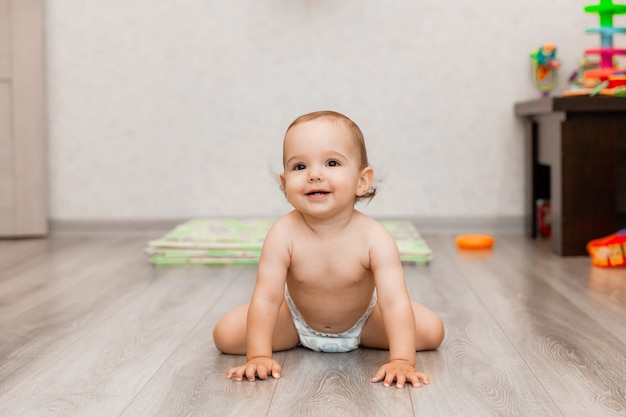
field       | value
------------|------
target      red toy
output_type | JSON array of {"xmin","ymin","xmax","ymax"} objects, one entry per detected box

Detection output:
[{"xmin": 587, "ymin": 229, "xmax": 626, "ymax": 267}]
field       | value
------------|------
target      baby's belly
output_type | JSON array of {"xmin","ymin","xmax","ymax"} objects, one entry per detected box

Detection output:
[{"xmin": 295, "ymin": 295, "xmax": 374, "ymax": 334}]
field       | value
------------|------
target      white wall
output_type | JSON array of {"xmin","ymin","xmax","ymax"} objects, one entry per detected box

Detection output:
[{"xmin": 45, "ymin": 0, "xmax": 604, "ymax": 224}]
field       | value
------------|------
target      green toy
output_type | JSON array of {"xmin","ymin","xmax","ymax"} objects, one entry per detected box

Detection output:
[
  {"xmin": 530, "ymin": 44, "xmax": 561, "ymax": 96},
  {"xmin": 565, "ymin": 0, "xmax": 626, "ymax": 96}
]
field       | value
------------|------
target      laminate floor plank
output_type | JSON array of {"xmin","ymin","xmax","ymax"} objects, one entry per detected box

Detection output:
[
  {"xmin": 498, "ymin": 235, "xmax": 626, "ymax": 343},
  {"xmin": 0, "ymin": 264, "xmax": 236, "ymax": 416},
  {"xmin": 406, "ymin": 236, "xmax": 563, "ymax": 417},
  {"xmin": 0, "ymin": 238, "xmax": 59, "ymax": 281},
  {"xmin": 122, "ymin": 354, "xmax": 284, "ymax": 417},
  {"xmin": 0, "ymin": 237, "xmax": 119, "ymax": 281},
  {"xmin": 438, "ymin": 235, "xmax": 626, "ymax": 417},
  {"xmin": 268, "ymin": 347, "xmax": 413, "ymax": 417},
  {"xmin": 0, "ymin": 238, "xmax": 162, "ymax": 397},
  {"xmin": 0, "ymin": 233, "xmax": 624, "ymax": 416},
  {"xmin": 0, "ymin": 237, "xmax": 128, "ymax": 317},
  {"xmin": 120, "ymin": 268, "xmax": 291, "ymax": 417},
  {"xmin": 0, "ymin": 265, "xmax": 156, "ymax": 396}
]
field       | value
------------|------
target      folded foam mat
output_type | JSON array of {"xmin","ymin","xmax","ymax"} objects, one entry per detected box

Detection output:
[{"xmin": 145, "ymin": 218, "xmax": 432, "ymax": 266}]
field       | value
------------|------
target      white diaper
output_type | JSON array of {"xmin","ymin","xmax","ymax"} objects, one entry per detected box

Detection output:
[{"xmin": 284, "ymin": 286, "xmax": 377, "ymax": 353}]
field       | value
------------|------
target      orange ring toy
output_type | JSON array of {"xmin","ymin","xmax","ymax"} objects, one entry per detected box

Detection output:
[{"xmin": 456, "ymin": 234, "xmax": 495, "ymax": 249}]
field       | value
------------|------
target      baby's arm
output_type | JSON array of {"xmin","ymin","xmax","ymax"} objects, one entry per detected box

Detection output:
[
  {"xmin": 368, "ymin": 224, "xmax": 429, "ymax": 388},
  {"xmin": 226, "ymin": 222, "xmax": 291, "ymax": 381}
]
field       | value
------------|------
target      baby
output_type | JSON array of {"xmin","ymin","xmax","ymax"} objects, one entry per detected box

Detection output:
[{"xmin": 213, "ymin": 110, "xmax": 444, "ymax": 388}]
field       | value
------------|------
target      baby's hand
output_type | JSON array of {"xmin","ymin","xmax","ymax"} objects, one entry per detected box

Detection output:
[
  {"xmin": 371, "ymin": 360, "xmax": 429, "ymax": 389},
  {"xmin": 226, "ymin": 356, "xmax": 281, "ymax": 382}
]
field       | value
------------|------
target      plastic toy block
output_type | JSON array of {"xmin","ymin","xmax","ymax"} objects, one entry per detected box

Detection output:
[{"xmin": 587, "ymin": 229, "xmax": 626, "ymax": 267}]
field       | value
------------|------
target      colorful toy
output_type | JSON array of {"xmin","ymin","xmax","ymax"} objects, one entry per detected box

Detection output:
[
  {"xmin": 587, "ymin": 229, "xmax": 626, "ymax": 267},
  {"xmin": 530, "ymin": 44, "xmax": 561, "ymax": 96},
  {"xmin": 456, "ymin": 234, "xmax": 495, "ymax": 250},
  {"xmin": 564, "ymin": 0, "xmax": 626, "ymax": 97},
  {"xmin": 569, "ymin": 55, "xmax": 600, "ymax": 87}
]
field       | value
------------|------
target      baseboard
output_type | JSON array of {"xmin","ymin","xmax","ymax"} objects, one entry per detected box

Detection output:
[
  {"xmin": 50, "ymin": 216, "xmax": 525, "ymax": 236},
  {"xmin": 408, "ymin": 216, "xmax": 525, "ymax": 235},
  {"xmin": 49, "ymin": 218, "xmax": 187, "ymax": 237}
]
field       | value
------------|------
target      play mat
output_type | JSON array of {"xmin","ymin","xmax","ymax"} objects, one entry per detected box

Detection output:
[{"xmin": 145, "ymin": 218, "xmax": 432, "ymax": 266}]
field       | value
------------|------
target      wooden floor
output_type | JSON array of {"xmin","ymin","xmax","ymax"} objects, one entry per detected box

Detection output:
[{"xmin": 0, "ymin": 232, "xmax": 625, "ymax": 417}]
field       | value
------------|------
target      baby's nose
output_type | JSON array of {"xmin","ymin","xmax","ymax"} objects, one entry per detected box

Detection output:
[{"xmin": 308, "ymin": 170, "xmax": 322, "ymax": 182}]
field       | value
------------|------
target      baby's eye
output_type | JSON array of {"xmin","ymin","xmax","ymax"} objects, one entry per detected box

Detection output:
[
  {"xmin": 293, "ymin": 163, "xmax": 306, "ymax": 171},
  {"xmin": 327, "ymin": 160, "xmax": 340, "ymax": 167}
]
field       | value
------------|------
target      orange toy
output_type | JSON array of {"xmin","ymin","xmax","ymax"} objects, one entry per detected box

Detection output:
[
  {"xmin": 587, "ymin": 229, "xmax": 626, "ymax": 267},
  {"xmin": 456, "ymin": 234, "xmax": 495, "ymax": 250}
]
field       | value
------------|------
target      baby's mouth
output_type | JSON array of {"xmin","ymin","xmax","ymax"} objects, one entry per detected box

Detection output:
[{"xmin": 306, "ymin": 191, "xmax": 329, "ymax": 196}]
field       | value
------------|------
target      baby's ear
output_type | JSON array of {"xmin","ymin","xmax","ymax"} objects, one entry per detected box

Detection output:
[
  {"xmin": 279, "ymin": 173, "xmax": 286, "ymax": 192},
  {"xmin": 357, "ymin": 167, "xmax": 374, "ymax": 196}
]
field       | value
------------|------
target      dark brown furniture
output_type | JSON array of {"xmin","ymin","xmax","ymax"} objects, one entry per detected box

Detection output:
[{"xmin": 515, "ymin": 96, "xmax": 626, "ymax": 256}]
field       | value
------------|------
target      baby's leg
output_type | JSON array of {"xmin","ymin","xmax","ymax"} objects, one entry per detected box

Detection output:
[
  {"xmin": 213, "ymin": 301, "xmax": 300, "ymax": 355},
  {"xmin": 213, "ymin": 303, "xmax": 249, "ymax": 354},
  {"xmin": 410, "ymin": 302, "xmax": 445, "ymax": 350},
  {"xmin": 360, "ymin": 301, "xmax": 444, "ymax": 351}
]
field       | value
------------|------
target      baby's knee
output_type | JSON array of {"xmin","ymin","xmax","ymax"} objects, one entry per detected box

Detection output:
[
  {"xmin": 424, "ymin": 316, "xmax": 445, "ymax": 350},
  {"xmin": 212, "ymin": 304, "xmax": 249, "ymax": 354},
  {"xmin": 414, "ymin": 308, "xmax": 445, "ymax": 351},
  {"xmin": 212, "ymin": 320, "xmax": 230, "ymax": 353},
  {"xmin": 212, "ymin": 316, "xmax": 244, "ymax": 354}
]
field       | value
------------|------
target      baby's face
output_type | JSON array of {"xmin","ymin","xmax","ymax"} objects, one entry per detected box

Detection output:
[{"xmin": 280, "ymin": 118, "xmax": 370, "ymax": 219}]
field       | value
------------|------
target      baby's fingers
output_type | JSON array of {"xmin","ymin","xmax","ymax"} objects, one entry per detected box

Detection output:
[
  {"xmin": 254, "ymin": 362, "xmax": 281, "ymax": 380},
  {"xmin": 226, "ymin": 365, "xmax": 246, "ymax": 380},
  {"xmin": 245, "ymin": 365, "xmax": 260, "ymax": 381},
  {"xmin": 371, "ymin": 364, "xmax": 400, "ymax": 388},
  {"xmin": 392, "ymin": 374, "xmax": 407, "ymax": 389},
  {"xmin": 370, "ymin": 365, "xmax": 387, "ymax": 384},
  {"xmin": 407, "ymin": 372, "xmax": 430, "ymax": 387},
  {"xmin": 270, "ymin": 361, "xmax": 281, "ymax": 379},
  {"xmin": 226, "ymin": 365, "xmax": 257, "ymax": 382},
  {"xmin": 371, "ymin": 363, "xmax": 430, "ymax": 389},
  {"xmin": 256, "ymin": 365, "xmax": 271, "ymax": 380}
]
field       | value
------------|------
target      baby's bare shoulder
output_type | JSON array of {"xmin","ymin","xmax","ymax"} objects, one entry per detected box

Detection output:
[
  {"xmin": 264, "ymin": 211, "xmax": 305, "ymax": 242},
  {"xmin": 352, "ymin": 212, "xmax": 393, "ymax": 238},
  {"xmin": 271, "ymin": 211, "xmax": 303, "ymax": 231},
  {"xmin": 350, "ymin": 214, "xmax": 399, "ymax": 260}
]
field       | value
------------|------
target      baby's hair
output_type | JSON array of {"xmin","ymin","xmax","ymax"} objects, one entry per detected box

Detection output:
[{"xmin": 284, "ymin": 110, "xmax": 377, "ymax": 202}]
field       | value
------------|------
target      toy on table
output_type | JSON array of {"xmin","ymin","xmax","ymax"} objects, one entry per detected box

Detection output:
[
  {"xmin": 530, "ymin": 44, "xmax": 561, "ymax": 97},
  {"xmin": 569, "ymin": 55, "xmax": 600, "ymax": 87},
  {"xmin": 456, "ymin": 234, "xmax": 495, "ymax": 250},
  {"xmin": 587, "ymin": 229, "xmax": 626, "ymax": 267},
  {"xmin": 564, "ymin": 0, "xmax": 626, "ymax": 97}
]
